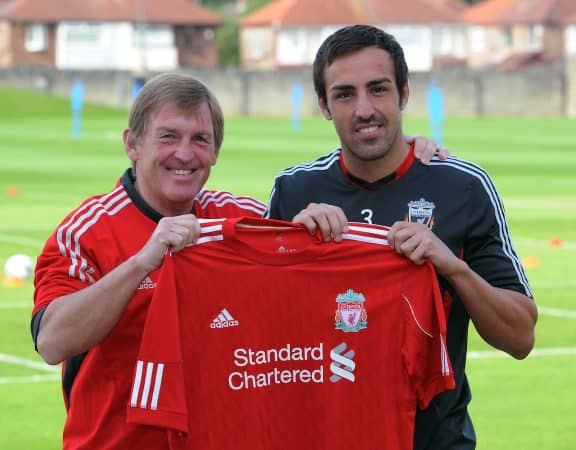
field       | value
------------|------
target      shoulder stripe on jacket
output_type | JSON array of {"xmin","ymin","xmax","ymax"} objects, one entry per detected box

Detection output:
[
  {"xmin": 195, "ymin": 190, "xmax": 266, "ymax": 216},
  {"xmin": 56, "ymin": 187, "xmax": 131, "ymax": 284},
  {"xmin": 275, "ymin": 150, "xmax": 340, "ymax": 177},
  {"xmin": 265, "ymin": 150, "xmax": 340, "ymax": 218},
  {"xmin": 429, "ymin": 157, "xmax": 532, "ymax": 296}
]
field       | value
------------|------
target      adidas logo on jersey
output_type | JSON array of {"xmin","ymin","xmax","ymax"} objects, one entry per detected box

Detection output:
[
  {"xmin": 138, "ymin": 276, "xmax": 157, "ymax": 290},
  {"xmin": 210, "ymin": 308, "xmax": 239, "ymax": 329}
]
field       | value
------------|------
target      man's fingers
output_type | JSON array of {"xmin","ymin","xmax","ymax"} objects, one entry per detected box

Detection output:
[
  {"xmin": 292, "ymin": 210, "xmax": 319, "ymax": 235},
  {"xmin": 292, "ymin": 203, "xmax": 349, "ymax": 242},
  {"xmin": 436, "ymin": 145, "xmax": 450, "ymax": 160},
  {"xmin": 156, "ymin": 214, "xmax": 201, "ymax": 251}
]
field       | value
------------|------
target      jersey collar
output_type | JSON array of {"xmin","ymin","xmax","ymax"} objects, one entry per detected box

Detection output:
[
  {"xmin": 120, "ymin": 168, "xmax": 196, "ymax": 222},
  {"xmin": 338, "ymin": 143, "xmax": 415, "ymax": 191}
]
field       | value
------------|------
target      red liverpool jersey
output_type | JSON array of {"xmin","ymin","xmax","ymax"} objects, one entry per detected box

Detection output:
[
  {"xmin": 128, "ymin": 217, "xmax": 454, "ymax": 450},
  {"xmin": 32, "ymin": 172, "xmax": 266, "ymax": 450}
]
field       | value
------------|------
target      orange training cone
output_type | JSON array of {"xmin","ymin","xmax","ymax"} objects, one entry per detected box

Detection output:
[{"xmin": 521, "ymin": 255, "xmax": 541, "ymax": 269}]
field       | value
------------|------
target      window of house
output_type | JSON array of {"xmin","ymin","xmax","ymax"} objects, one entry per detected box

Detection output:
[
  {"xmin": 567, "ymin": 26, "xmax": 576, "ymax": 54},
  {"xmin": 277, "ymin": 28, "xmax": 308, "ymax": 64},
  {"xmin": 529, "ymin": 25, "xmax": 543, "ymax": 48},
  {"xmin": 504, "ymin": 27, "xmax": 513, "ymax": 46},
  {"xmin": 133, "ymin": 24, "xmax": 173, "ymax": 46},
  {"xmin": 469, "ymin": 26, "xmax": 487, "ymax": 53},
  {"xmin": 436, "ymin": 27, "xmax": 454, "ymax": 54},
  {"xmin": 248, "ymin": 28, "xmax": 269, "ymax": 60},
  {"xmin": 25, "ymin": 23, "xmax": 47, "ymax": 52},
  {"xmin": 66, "ymin": 23, "xmax": 101, "ymax": 43}
]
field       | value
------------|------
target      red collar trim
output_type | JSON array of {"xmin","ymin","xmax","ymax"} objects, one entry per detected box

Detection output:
[{"xmin": 338, "ymin": 142, "xmax": 415, "ymax": 187}]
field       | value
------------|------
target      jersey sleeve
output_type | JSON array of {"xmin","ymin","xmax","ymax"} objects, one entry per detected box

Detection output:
[
  {"xmin": 464, "ymin": 174, "xmax": 532, "ymax": 297},
  {"xmin": 264, "ymin": 176, "xmax": 284, "ymax": 219},
  {"xmin": 402, "ymin": 263, "xmax": 455, "ymax": 409},
  {"xmin": 33, "ymin": 211, "xmax": 104, "ymax": 316},
  {"xmin": 265, "ymin": 175, "xmax": 304, "ymax": 221},
  {"xmin": 127, "ymin": 253, "xmax": 188, "ymax": 434}
]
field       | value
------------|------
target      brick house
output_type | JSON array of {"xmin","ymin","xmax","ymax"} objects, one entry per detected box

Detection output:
[
  {"xmin": 239, "ymin": 0, "xmax": 467, "ymax": 72},
  {"xmin": 0, "ymin": 0, "xmax": 221, "ymax": 70}
]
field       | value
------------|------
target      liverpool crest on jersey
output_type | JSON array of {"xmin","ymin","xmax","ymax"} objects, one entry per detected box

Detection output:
[
  {"xmin": 335, "ymin": 289, "xmax": 367, "ymax": 332},
  {"xmin": 407, "ymin": 198, "xmax": 435, "ymax": 228}
]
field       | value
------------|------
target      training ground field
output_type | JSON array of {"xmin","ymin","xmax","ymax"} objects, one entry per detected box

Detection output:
[{"xmin": 0, "ymin": 86, "xmax": 575, "ymax": 449}]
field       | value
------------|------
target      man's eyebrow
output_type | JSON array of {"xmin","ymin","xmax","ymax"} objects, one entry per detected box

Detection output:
[
  {"xmin": 330, "ymin": 77, "xmax": 393, "ymax": 91},
  {"xmin": 330, "ymin": 84, "xmax": 354, "ymax": 92},
  {"xmin": 366, "ymin": 77, "xmax": 393, "ymax": 87},
  {"xmin": 155, "ymin": 126, "xmax": 177, "ymax": 132}
]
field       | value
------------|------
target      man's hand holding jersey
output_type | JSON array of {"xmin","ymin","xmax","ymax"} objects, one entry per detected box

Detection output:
[
  {"xmin": 292, "ymin": 203, "xmax": 349, "ymax": 243},
  {"xmin": 387, "ymin": 221, "xmax": 537, "ymax": 360},
  {"xmin": 36, "ymin": 214, "xmax": 202, "ymax": 365},
  {"xmin": 135, "ymin": 214, "xmax": 201, "ymax": 273}
]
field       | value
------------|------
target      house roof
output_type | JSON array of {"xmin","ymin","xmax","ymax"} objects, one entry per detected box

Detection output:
[
  {"xmin": 462, "ymin": 0, "xmax": 576, "ymax": 26},
  {"xmin": 240, "ymin": 0, "xmax": 464, "ymax": 27},
  {"xmin": 560, "ymin": 8, "xmax": 576, "ymax": 25},
  {"xmin": 0, "ymin": 0, "xmax": 221, "ymax": 25}
]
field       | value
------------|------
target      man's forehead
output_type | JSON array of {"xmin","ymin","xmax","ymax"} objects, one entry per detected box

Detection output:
[
  {"xmin": 150, "ymin": 101, "xmax": 212, "ymax": 124},
  {"xmin": 325, "ymin": 47, "xmax": 394, "ymax": 88}
]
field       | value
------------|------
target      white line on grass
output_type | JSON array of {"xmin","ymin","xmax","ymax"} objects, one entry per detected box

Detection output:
[
  {"xmin": 0, "ymin": 353, "xmax": 58, "ymax": 373},
  {"xmin": 0, "ymin": 224, "xmax": 55, "ymax": 232},
  {"xmin": 515, "ymin": 237, "xmax": 576, "ymax": 250},
  {"xmin": 468, "ymin": 347, "xmax": 576, "ymax": 360},
  {"xmin": 0, "ymin": 233, "xmax": 45, "ymax": 247},
  {"xmin": 0, "ymin": 301, "xmax": 32, "ymax": 309},
  {"xmin": 531, "ymin": 281, "xmax": 576, "ymax": 289},
  {"xmin": 0, "ymin": 374, "xmax": 60, "ymax": 384},
  {"xmin": 1, "ymin": 347, "xmax": 575, "ymax": 385},
  {"xmin": 538, "ymin": 307, "xmax": 576, "ymax": 319}
]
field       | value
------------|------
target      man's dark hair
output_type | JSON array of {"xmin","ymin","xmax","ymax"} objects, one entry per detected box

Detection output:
[{"xmin": 313, "ymin": 24, "xmax": 409, "ymax": 106}]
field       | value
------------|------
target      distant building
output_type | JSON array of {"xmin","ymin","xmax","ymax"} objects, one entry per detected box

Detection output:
[
  {"xmin": 239, "ymin": 0, "xmax": 467, "ymax": 72},
  {"xmin": 0, "ymin": 0, "xmax": 221, "ymax": 71},
  {"xmin": 463, "ymin": 0, "xmax": 576, "ymax": 68}
]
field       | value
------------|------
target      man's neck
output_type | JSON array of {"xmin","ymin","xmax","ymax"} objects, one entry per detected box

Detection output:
[{"xmin": 341, "ymin": 140, "xmax": 410, "ymax": 183}]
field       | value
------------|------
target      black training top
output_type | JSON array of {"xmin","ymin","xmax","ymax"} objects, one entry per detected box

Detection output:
[{"xmin": 266, "ymin": 148, "xmax": 532, "ymax": 450}]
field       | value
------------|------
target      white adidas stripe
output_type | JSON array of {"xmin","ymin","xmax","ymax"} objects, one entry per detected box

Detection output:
[
  {"xmin": 221, "ymin": 308, "xmax": 234, "ymax": 321},
  {"xmin": 70, "ymin": 195, "xmax": 131, "ymax": 283},
  {"xmin": 56, "ymin": 186, "xmax": 124, "ymax": 257},
  {"xmin": 265, "ymin": 152, "xmax": 340, "ymax": 215},
  {"xmin": 131, "ymin": 360, "xmax": 165, "ymax": 410},
  {"xmin": 56, "ymin": 188, "xmax": 130, "ymax": 283},
  {"xmin": 348, "ymin": 224, "xmax": 389, "ymax": 237},
  {"xmin": 342, "ymin": 233, "xmax": 388, "ymax": 246},
  {"xmin": 429, "ymin": 157, "xmax": 532, "ymax": 297},
  {"xmin": 140, "ymin": 362, "xmax": 154, "ymax": 409},
  {"xmin": 196, "ymin": 190, "xmax": 266, "ymax": 215},
  {"xmin": 276, "ymin": 150, "xmax": 340, "ymax": 177},
  {"xmin": 195, "ymin": 234, "xmax": 224, "ymax": 246},
  {"xmin": 200, "ymin": 224, "xmax": 224, "ymax": 234},
  {"xmin": 150, "ymin": 364, "xmax": 164, "ymax": 411},
  {"xmin": 130, "ymin": 360, "xmax": 144, "ymax": 407}
]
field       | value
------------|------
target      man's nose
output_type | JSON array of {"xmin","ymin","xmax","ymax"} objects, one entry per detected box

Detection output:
[
  {"xmin": 355, "ymin": 93, "xmax": 376, "ymax": 119},
  {"xmin": 174, "ymin": 144, "xmax": 196, "ymax": 162}
]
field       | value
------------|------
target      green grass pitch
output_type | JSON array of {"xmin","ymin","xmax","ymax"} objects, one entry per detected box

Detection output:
[{"xmin": 0, "ymin": 86, "xmax": 575, "ymax": 449}]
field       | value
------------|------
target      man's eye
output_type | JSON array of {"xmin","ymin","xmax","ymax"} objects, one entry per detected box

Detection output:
[
  {"xmin": 194, "ymin": 135, "xmax": 211, "ymax": 144},
  {"xmin": 335, "ymin": 91, "xmax": 351, "ymax": 100}
]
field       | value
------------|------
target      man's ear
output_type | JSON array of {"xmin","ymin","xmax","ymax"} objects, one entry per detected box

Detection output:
[
  {"xmin": 318, "ymin": 98, "xmax": 332, "ymax": 120},
  {"xmin": 400, "ymin": 82, "xmax": 410, "ymax": 111},
  {"xmin": 210, "ymin": 145, "xmax": 220, "ymax": 166},
  {"xmin": 123, "ymin": 128, "xmax": 139, "ymax": 162}
]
